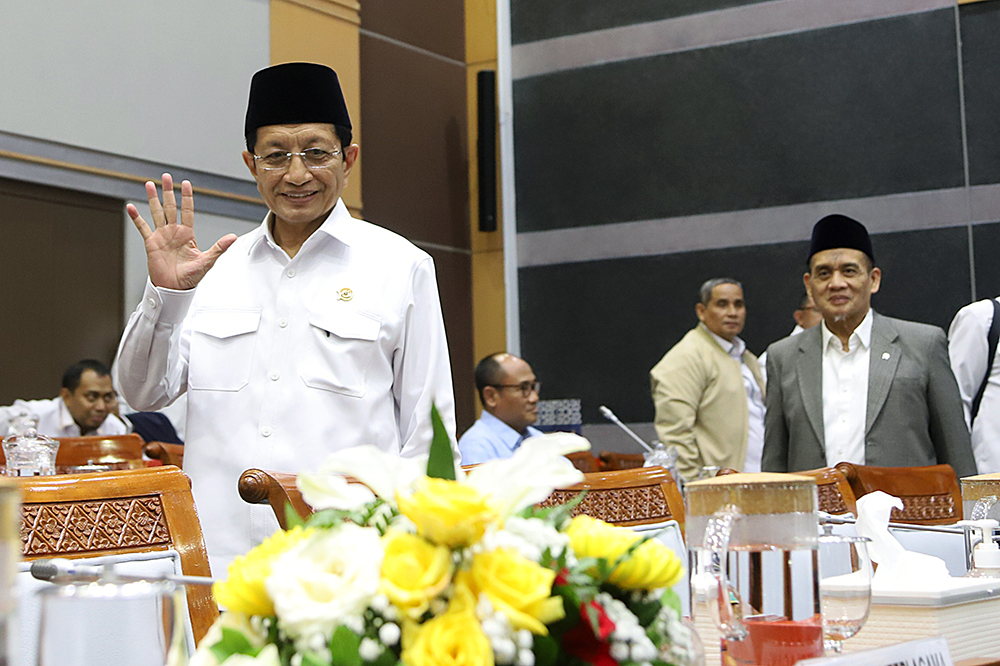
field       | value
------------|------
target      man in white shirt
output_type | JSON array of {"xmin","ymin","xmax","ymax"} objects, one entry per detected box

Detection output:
[
  {"xmin": 650, "ymin": 278, "xmax": 765, "ymax": 481},
  {"xmin": 948, "ymin": 297, "xmax": 1000, "ymax": 473},
  {"xmin": 115, "ymin": 63, "xmax": 457, "ymax": 573},
  {"xmin": 762, "ymin": 215, "xmax": 975, "ymax": 477},
  {"xmin": 459, "ymin": 353, "xmax": 542, "ymax": 464},
  {"xmin": 1, "ymin": 360, "xmax": 127, "ymax": 438}
]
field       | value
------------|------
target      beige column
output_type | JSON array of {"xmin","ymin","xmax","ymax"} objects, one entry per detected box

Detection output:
[
  {"xmin": 270, "ymin": 0, "xmax": 363, "ymax": 217},
  {"xmin": 466, "ymin": 0, "xmax": 505, "ymax": 385}
]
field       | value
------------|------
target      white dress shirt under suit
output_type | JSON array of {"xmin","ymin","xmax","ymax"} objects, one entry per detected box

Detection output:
[
  {"xmin": 706, "ymin": 331, "xmax": 765, "ymax": 473},
  {"xmin": 0, "ymin": 398, "xmax": 128, "ymax": 438},
  {"xmin": 948, "ymin": 297, "xmax": 1000, "ymax": 473},
  {"xmin": 115, "ymin": 200, "xmax": 457, "ymax": 574},
  {"xmin": 821, "ymin": 309, "xmax": 873, "ymax": 467}
]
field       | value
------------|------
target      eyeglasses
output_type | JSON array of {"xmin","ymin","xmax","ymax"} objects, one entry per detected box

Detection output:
[
  {"xmin": 253, "ymin": 147, "xmax": 343, "ymax": 171},
  {"xmin": 490, "ymin": 381, "xmax": 541, "ymax": 397}
]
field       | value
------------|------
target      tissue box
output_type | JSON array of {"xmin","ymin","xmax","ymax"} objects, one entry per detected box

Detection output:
[{"xmin": 840, "ymin": 582, "xmax": 1000, "ymax": 659}]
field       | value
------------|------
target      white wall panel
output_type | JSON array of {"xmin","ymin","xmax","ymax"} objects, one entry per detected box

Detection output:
[{"xmin": 0, "ymin": 0, "xmax": 269, "ymax": 181}]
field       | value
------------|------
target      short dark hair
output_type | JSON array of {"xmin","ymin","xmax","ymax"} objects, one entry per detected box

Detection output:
[
  {"xmin": 62, "ymin": 359, "xmax": 111, "ymax": 392},
  {"xmin": 474, "ymin": 353, "xmax": 509, "ymax": 406},
  {"xmin": 699, "ymin": 278, "xmax": 742, "ymax": 306},
  {"xmin": 245, "ymin": 124, "xmax": 353, "ymax": 155}
]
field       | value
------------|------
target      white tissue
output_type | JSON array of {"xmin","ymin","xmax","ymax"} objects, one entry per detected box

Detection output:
[{"xmin": 854, "ymin": 491, "xmax": 952, "ymax": 590}]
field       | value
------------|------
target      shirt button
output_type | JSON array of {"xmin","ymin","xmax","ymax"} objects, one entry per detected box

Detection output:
[
  {"xmin": 270, "ymin": 371, "xmax": 279, "ymax": 381},
  {"xmin": 261, "ymin": 427, "xmax": 272, "ymax": 437},
  {"xmin": 286, "ymin": 268, "xmax": 296, "ymax": 277},
  {"xmin": 147, "ymin": 298, "xmax": 157, "ymax": 309},
  {"xmin": 278, "ymin": 318, "xmax": 288, "ymax": 328}
]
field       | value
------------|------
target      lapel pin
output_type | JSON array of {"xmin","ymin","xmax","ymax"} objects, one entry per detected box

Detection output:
[
  {"xmin": 338, "ymin": 288, "xmax": 354, "ymax": 302},
  {"xmin": 882, "ymin": 352, "xmax": 890, "ymax": 360}
]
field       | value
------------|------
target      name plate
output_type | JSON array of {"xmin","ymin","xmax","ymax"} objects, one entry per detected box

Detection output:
[{"xmin": 797, "ymin": 636, "xmax": 953, "ymax": 666}]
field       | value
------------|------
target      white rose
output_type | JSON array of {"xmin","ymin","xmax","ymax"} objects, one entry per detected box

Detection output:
[{"xmin": 266, "ymin": 523, "xmax": 384, "ymax": 646}]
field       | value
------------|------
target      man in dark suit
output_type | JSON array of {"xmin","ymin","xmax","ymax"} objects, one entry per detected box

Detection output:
[{"xmin": 762, "ymin": 215, "xmax": 976, "ymax": 477}]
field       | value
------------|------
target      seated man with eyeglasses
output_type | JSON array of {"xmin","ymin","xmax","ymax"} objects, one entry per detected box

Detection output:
[
  {"xmin": 459, "ymin": 353, "xmax": 542, "ymax": 465},
  {"xmin": 115, "ymin": 62, "xmax": 457, "ymax": 575}
]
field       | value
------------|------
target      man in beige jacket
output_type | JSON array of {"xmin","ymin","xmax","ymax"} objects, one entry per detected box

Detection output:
[{"xmin": 650, "ymin": 278, "xmax": 765, "ymax": 481}]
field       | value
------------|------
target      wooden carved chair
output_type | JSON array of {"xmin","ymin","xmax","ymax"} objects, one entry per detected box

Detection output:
[
  {"xmin": 566, "ymin": 451, "xmax": 603, "ymax": 473},
  {"xmin": 143, "ymin": 441, "xmax": 185, "ymax": 469},
  {"xmin": 598, "ymin": 451, "xmax": 646, "ymax": 471},
  {"xmin": 239, "ymin": 468, "xmax": 312, "ymax": 530},
  {"xmin": 534, "ymin": 466, "xmax": 685, "ymax": 529},
  {"xmin": 834, "ymin": 462, "xmax": 962, "ymax": 525},
  {"xmin": 1, "ymin": 433, "xmax": 146, "ymax": 474},
  {"xmin": 18, "ymin": 466, "xmax": 218, "ymax": 644},
  {"xmin": 798, "ymin": 467, "xmax": 858, "ymax": 516}
]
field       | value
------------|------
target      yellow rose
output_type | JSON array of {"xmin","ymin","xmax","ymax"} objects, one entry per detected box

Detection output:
[
  {"xmin": 380, "ymin": 530, "xmax": 453, "ymax": 618},
  {"xmin": 467, "ymin": 548, "xmax": 565, "ymax": 635},
  {"xmin": 396, "ymin": 478, "xmax": 497, "ymax": 548},
  {"xmin": 567, "ymin": 515, "xmax": 684, "ymax": 590},
  {"xmin": 213, "ymin": 526, "xmax": 312, "ymax": 617},
  {"xmin": 401, "ymin": 586, "xmax": 493, "ymax": 666}
]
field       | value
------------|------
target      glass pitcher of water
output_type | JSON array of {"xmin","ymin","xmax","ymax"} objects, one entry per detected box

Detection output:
[
  {"xmin": 686, "ymin": 472, "xmax": 823, "ymax": 666},
  {"xmin": 3, "ymin": 413, "xmax": 59, "ymax": 476}
]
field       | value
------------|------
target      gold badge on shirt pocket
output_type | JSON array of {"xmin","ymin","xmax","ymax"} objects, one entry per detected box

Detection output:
[{"xmin": 338, "ymin": 288, "xmax": 354, "ymax": 302}]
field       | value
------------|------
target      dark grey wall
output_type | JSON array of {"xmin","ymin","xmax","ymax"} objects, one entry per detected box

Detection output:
[{"xmin": 509, "ymin": 1, "xmax": 1000, "ymax": 425}]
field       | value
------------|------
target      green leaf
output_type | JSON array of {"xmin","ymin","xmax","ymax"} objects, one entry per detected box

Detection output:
[
  {"xmin": 532, "ymin": 634, "xmax": 559, "ymax": 666},
  {"xmin": 328, "ymin": 625, "xmax": 363, "ymax": 666},
  {"xmin": 426, "ymin": 403, "xmax": 456, "ymax": 480},
  {"xmin": 285, "ymin": 501, "xmax": 305, "ymax": 529},
  {"xmin": 209, "ymin": 627, "xmax": 261, "ymax": 662},
  {"xmin": 521, "ymin": 490, "xmax": 587, "ymax": 528},
  {"xmin": 660, "ymin": 588, "xmax": 682, "ymax": 618},
  {"xmin": 372, "ymin": 646, "xmax": 401, "ymax": 666}
]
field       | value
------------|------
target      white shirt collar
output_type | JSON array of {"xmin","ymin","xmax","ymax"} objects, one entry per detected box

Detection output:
[
  {"xmin": 706, "ymin": 327, "xmax": 746, "ymax": 359},
  {"xmin": 821, "ymin": 307, "xmax": 874, "ymax": 353},
  {"xmin": 247, "ymin": 198, "xmax": 352, "ymax": 258}
]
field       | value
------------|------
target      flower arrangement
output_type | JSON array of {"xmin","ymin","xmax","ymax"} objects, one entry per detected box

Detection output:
[{"xmin": 194, "ymin": 408, "xmax": 697, "ymax": 666}]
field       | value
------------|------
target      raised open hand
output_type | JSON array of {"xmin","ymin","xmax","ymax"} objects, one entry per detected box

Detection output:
[{"xmin": 127, "ymin": 173, "xmax": 238, "ymax": 291}]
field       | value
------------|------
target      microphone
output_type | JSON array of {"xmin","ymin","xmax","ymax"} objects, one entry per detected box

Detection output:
[
  {"xmin": 599, "ymin": 406, "xmax": 654, "ymax": 453},
  {"xmin": 30, "ymin": 558, "xmax": 215, "ymax": 587}
]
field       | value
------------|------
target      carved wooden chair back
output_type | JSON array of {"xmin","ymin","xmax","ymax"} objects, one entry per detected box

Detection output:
[
  {"xmin": 598, "ymin": 451, "xmax": 646, "ymax": 471},
  {"xmin": 565, "ymin": 451, "xmax": 603, "ymax": 473},
  {"xmin": 18, "ymin": 466, "xmax": 218, "ymax": 644},
  {"xmin": 834, "ymin": 462, "xmax": 962, "ymax": 525},
  {"xmin": 797, "ymin": 467, "xmax": 858, "ymax": 516},
  {"xmin": 238, "ymin": 468, "xmax": 312, "ymax": 530},
  {"xmin": 143, "ymin": 441, "xmax": 185, "ymax": 469},
  {"xmin": 534, "ymin": 466, "xmax": 685, "ymax": 529}
]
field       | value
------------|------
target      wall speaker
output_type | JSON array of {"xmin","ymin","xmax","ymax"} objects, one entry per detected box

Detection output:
[{"xmin": 477, "ymin": 69, "xmax": 497, "ymax": 232}]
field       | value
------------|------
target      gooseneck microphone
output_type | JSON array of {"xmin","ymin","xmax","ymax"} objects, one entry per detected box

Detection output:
[
  {"xmin": 30, "ymin": 558, "xmax": 215, "ymax": 587},
  {"xmin": 598, "ymin": 406, "xmax": 654, "ymax": 453}
]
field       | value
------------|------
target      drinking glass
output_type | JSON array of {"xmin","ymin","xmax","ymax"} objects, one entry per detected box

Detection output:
[
  {"xmin": 817, "ymin": 534, "xmax": 872, "ymax": 654},
  {"xmin": 36, "ymin": 578, "xmax": 186, "ymax": 666}
]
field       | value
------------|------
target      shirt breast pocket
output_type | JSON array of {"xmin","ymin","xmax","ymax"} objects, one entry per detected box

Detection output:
[
  {"xmin": 188, "ymin": 309, "xmax": 261, "ymax": 391},
  {"xmin": 301, "ymin": 309, "xmax": 382, "ymax": 397}
]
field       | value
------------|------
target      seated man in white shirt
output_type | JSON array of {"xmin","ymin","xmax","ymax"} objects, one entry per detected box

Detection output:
[
  {"xmin": 1, "ymin": 359, "xmax": 127, "ymax": 437},
  {"xmin": 459, "ymin": 353, "xmax": 542, "ymax": 464}
]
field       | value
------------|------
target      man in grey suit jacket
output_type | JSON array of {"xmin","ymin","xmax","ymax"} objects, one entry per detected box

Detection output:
[{"xmin": 762, "ymin": 215, "xmax": 976, "ymax": 478}]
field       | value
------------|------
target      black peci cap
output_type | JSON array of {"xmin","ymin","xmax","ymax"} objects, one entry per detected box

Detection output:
[
  {"xmin": 808, "ymin": 214, "xmax": 874, "ymax": 264},
  {"xmin": 244, "ymin": 62, "xmax": 351, "ymax": 142}
]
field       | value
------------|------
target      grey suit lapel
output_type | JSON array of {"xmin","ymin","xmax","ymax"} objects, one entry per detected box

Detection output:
[
  {"xmin": 796, "ymin": 327, "xmax": 825, "ymax": 450},
  {"xmin": 867, "ymin": 312, "xmax": 900, "ymax": 434}
]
